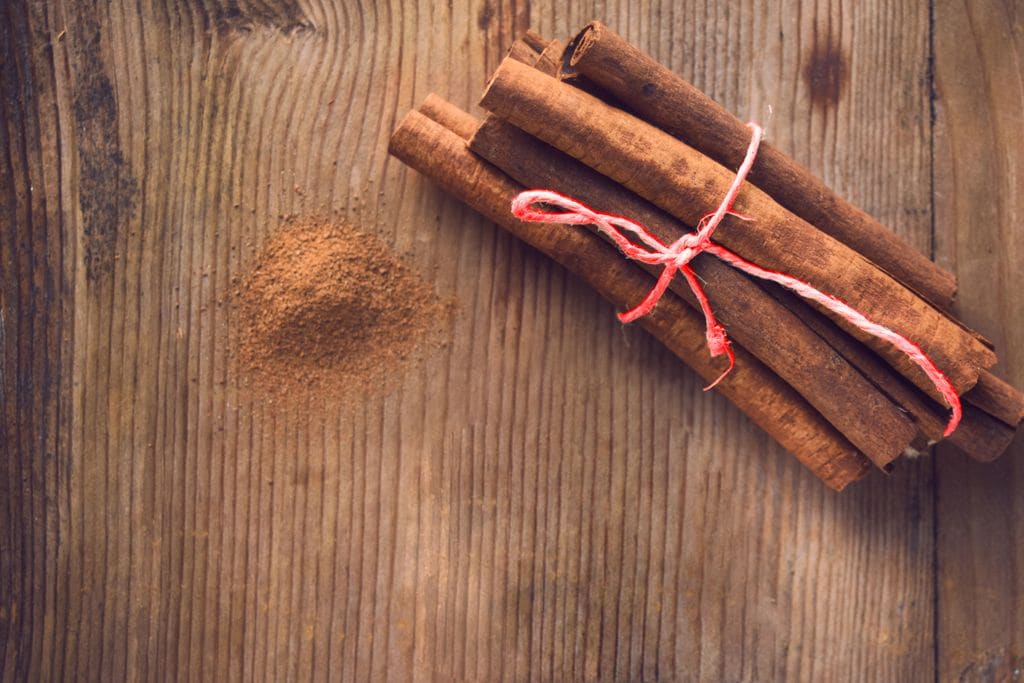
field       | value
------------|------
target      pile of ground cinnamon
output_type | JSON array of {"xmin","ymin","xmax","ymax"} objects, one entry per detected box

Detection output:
[{"xmin": 233, "ymin": 217, "xmax": 447, "ymax": 403}]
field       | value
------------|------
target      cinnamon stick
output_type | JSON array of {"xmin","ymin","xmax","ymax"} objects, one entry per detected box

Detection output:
[
  {"xmin": 564, "ymin": 21, "xmax": 958, "ymax": 309},
  {"xmin": 506, "ymin": 36, "xmax": 540, "ymax": 65},
  {"xmin": 468, "ymin": 113, "xmax": 917, "ymax": 468},
  {"xmin": 389, "ymin": 108, "xmax": 871, "ymax": 489},
  {"xmin": 418, "ymin": 93, "xmax": 479, "ymax": 140},
  {"xmin": 964, "ymin": 371, "xmax": 1024, "ymax": 427},
  {"xmin": 479, "ymin": 57, "xmax": 996, "ymax": 402},
  {"xmin": 520, "ymin": 30, "xmax": 549, "ymax": 53},
  {"xmin": 943, "ymin": 405, "xmax": 1020, "ymax": 463},
  {"xmin": 506, "ymin": 34, "xmax": 562, "ymax": 77},
  {"xmin": 533, "ymin": 39, "xmax": 564, "ymax": 76}
]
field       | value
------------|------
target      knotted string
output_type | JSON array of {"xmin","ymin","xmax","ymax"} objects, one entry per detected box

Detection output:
[{"xmin": 511, "ymin": 122, "xmax": 962, "ymax": 436}]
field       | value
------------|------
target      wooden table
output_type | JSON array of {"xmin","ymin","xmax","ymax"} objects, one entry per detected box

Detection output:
[{"xmin": 2, "ymin": 1, "xmax": 1021, "ymax": 680}]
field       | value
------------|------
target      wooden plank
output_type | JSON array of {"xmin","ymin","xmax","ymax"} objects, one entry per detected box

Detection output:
[
  {"xmin": 933, "ymin": 0, "xmax": 1024, "ymax": 679},
  {"xmin": 0, "ymin": 1, "xmax": 946, "ymax": 680},
  {"xmin": 1, "ymin": 3, "xmax": 69, "ymax": 682}
]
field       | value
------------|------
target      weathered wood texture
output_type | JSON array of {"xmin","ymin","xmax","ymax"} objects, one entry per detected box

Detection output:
[
  {"xmin": 0, "ymin": 1, "xmax": 1017, "ymax": 681},
  {"xmin": 933, "ymin": 0, "xmax": 1024, "ymax": 680}
]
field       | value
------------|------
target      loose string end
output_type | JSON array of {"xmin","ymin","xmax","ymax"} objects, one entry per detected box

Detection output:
[
  {"xmin": 703, "ymin": 346, "xmax": 736, "ymax": 391},
  {"xmin": 617, "ymin": 266, "xmax": 677, "ymax": 323},
  {"xmin": 943, "ymin": 404, "xmax": 962, "ymax": 437}
]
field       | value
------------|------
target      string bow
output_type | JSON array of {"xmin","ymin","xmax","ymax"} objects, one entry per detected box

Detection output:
[{"xmin": 511, "ymin": 122, "xmax": 962, "ymax": 435}]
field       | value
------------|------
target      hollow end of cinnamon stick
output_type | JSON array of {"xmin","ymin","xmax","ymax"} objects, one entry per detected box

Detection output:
[
  {"xmin": 479, "ymin": 61, "xmax": 509, "ymax": 109},
  {"xmin": 565, "ymin": 20, "xmax": 603, "ymax": 69},
  {"xmin": 505, "ymin": 32, "xmax": 564, "ymax": 78}
]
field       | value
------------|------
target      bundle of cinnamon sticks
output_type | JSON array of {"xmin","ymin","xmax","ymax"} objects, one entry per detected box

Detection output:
[{"xmin": 388, "ymin": 23, "xmax": 1023, "ymax": 490}]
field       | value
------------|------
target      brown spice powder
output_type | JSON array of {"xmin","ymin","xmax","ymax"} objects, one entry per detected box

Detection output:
[{"xmin": 233, "ymin": 218, "xmax": 447, "ymax": 404}]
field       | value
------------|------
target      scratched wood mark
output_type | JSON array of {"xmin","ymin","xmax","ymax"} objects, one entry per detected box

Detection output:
[{"xmin": 1, "ymin": 1, "xmax": 1020, "ymax": 681}]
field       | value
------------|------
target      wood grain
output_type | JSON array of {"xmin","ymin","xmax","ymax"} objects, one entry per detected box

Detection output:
[
  {"xmin": 933, "ymin": 0, "xmax": 1024, "ymax": 679},
  {"xmin": 0, "ymin": 0, "xmax": 1016, "ymax": 681}
]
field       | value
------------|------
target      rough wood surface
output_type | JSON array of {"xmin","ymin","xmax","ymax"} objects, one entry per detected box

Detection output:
[
  {"xmin": 0, "ymin": 1, "xmax": 1018, "ymax": 681},
  {"xmin": 933, "ymin": 0, "xmax": 1024, "ymax": 679}
]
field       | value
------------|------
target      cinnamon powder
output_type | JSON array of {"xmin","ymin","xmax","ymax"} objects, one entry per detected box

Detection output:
[{"xmin": 233, "ymin": 218, "xmax": 447, "ymax": 403}]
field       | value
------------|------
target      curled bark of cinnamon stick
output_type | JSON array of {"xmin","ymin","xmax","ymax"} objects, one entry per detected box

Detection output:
[
  {"xmin": 507, "ymin": 35, "xmax": 563, "ymax": 77},
  {"xmin": 534, "ymin": 39, "xmax": 564, "ymax": 76},
  {"xmin": 479, "ymin": 57, "xmax": 996, "ymax": 402},
  {"xmin": 468, "ymin": 114, "xmax": 917, "ymax": 468},
  {"xmin": 564, "ymin": 20, "xmax": 958, "ymax": 309},
  {"xmin": 390, "ymin": 108, "xmax": 871, "ymax": 489}
]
